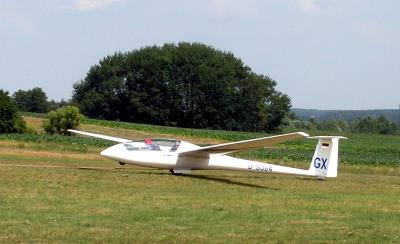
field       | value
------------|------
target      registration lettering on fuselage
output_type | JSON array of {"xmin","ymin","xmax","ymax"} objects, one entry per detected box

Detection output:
[
  {"xmin": 248, "ymin": 163, "xmax": 272, "ymax": 172},
  {"xmin": 313, "ymin": 157, "xmax": 328, "ymax": 170}
]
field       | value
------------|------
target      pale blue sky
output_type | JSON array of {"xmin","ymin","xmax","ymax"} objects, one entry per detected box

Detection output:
[{"xmin": 1, "ymin": 0, "xmax": 399, "ymax": 109}]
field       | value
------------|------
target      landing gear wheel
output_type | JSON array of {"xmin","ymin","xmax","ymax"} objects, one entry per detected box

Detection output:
[{"xmin": 170, "ymin": 169, "xmax": 183, "ymax": 176}]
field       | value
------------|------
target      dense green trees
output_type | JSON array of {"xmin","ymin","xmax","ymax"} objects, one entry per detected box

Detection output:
[
  {"xmin": 12, "ymin": 87, "xmax": 49, "ymax": 113},
  {"xmin": 12, "ymin": 88, "xmax": 69, "ymax": 113},
  {"xmin": 73, "ymin": 43, "xmax": 291, "ymax": 132},
  {"xmin": 0, "ymin": 90, "xmax": 26, "ymax": 133}
]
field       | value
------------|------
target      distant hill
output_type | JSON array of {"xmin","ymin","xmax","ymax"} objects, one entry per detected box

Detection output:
[{"xmin": 292, "ymin": 108, "xmax": 400, "ymax": 126}]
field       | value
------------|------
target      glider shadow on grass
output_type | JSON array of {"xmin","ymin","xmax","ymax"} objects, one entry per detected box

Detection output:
[{"xmin": 182, "ymin": 174, "xmax": 278, "ymax": 190}]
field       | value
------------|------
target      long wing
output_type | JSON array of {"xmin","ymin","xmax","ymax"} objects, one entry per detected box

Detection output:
[
  {"xmin": 179, "ymin": 132, "xmax": 309, "ymax": 158},
  {"xmin": 68, "ymin": 129, "xmax": 131, "ymax": 143}
]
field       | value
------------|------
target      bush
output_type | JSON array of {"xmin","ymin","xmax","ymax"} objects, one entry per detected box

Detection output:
[
  {"xmin": 0, "ymin": 90, "xmax": 26, "ymax": 133},
  {"xmin": 43, "ymin": 106, "xmax": 84, "ymax": 135}
]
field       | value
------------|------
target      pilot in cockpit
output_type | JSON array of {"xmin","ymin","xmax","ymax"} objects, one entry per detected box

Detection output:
[{"xmin": 144, "ymin": 138, "xmax": 161, "ymax": 151}]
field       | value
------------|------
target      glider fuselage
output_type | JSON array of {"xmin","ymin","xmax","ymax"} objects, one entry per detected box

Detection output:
[
  {"xmin": 68, "ymin": 129, "xmax": 345, "ymax": 178},
  {"xmin": 100, "ymin": 140, "xmax": 313, "ymax": 176}
]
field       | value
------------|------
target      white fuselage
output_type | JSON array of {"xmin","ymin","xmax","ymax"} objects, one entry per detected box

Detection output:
[
  {"xmin": 68, "ymin": 129, "xmax": 344, "ymax": 179},
  {"xmin": 100, "ymin": 141, "xmax": 314, "ymax": 177}
]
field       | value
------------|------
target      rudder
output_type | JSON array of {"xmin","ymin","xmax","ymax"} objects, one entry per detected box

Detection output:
[{"xmin": 308, "ymin": 136, "xmax": 347, "ymax": 178}]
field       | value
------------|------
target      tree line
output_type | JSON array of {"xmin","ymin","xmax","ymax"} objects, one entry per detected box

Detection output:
[
  {"xmin": 2, "ymin": 85, "xmax": 397, "ymax": 135},
  {"xmin": 0, "ymin": 89, "xmax": 82, "ymax": 135},
  {"xmin": 12, "ymin": 87, "xmax": 68, "ymax": 113},
  {"xmin": 286, "ymin": 116, "xmax": 398, "ymax": 135},
  {"xmin": 293, "ymin": 108, "xmax": 400, "ymax": 126}
]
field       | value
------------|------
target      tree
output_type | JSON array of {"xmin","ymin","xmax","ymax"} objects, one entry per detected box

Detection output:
[
  {"xmin": 43, "ymin": 106, "xmax": 84, "ymax": 135},
  {"xmin": 376, "ymin": 116, "xmax": 398, "ymax": 134},
  {"xmin": 350, "ymin": 116, "xmax": 397, "ymax": 134},
  {"xmin": 13, "ymin": 87, "xmax": 49, "ymax": 113},
  {"xmin": 0, "ymin": 90, "xmax": 26, "ymax": 133},
  {"xmin": 48, "ymin": 99, "xmax": 70, "ymax": 111},
  {"xmin": 73, "ymin": 42, "xmax": 291, "ymax": 132},
  {"xmin": 316, "ymin": 119, "xmax": 349, "ymax": 132}
]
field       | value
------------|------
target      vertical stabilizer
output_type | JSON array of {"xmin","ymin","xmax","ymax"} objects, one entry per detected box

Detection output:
[{"xmin": 308, "ymin": 136, "xmax": 347, "ymax": 178}]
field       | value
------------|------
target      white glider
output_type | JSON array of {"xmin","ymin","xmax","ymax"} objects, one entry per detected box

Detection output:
[{"xmin": 68, "ymin": 129, "xmax": 346, "ymax": 179}]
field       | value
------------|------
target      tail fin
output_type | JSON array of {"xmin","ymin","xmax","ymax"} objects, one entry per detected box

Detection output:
[{"xmin": 308, "ymin": 136, "xmax": 347, "ymax": 178}]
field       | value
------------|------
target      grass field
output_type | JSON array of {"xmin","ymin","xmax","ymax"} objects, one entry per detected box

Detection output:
[{"xmin": 0, "ymin": 116, "xmax": 399, "ymax": 242}]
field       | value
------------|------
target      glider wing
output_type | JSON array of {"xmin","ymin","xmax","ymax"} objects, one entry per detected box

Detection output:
[
  {"xmin": 68, "ymin": 129, "xmax": 131, "ymax": 143},
  {"xmin": 179, "ymin": 132, "xmax": 309, "ymax": 157}
]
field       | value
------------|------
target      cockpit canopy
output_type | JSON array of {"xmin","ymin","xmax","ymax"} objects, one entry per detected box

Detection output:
[{"xmin": 123, "ymin": 138, "xmax": 181, "ymax": 152}]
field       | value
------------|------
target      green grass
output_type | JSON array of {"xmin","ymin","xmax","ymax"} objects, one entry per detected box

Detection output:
[
  {"xmin": 1, "ymin": 116, "xmax": 400, "ymax": 242},
  {"xmin": 0, "ymin": 148, "xmax": 399, "ymax": 243}
]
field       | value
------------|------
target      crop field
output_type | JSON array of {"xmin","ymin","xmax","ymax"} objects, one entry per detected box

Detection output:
[{"xmin": 0, "ymin": 116, "xmax": 399, "ymax": 242}]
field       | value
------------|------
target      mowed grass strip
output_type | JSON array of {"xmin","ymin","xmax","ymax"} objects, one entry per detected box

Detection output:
[{"xmin": 0, "ymin": 150, "xmax": 399, "ymax": 243}]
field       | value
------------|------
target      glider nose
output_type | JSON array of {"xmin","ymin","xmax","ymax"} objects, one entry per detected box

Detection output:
[
  {"xmin": 100, "ymin": 147, "xmax": 113, "ymax": 159},
  {"xmin": 100, "ymin": 144, "xmax": 122, "ymax": 160},
  {"xmin": 100, "ymin": 147, "xmax": 112, "ymax": 158}
]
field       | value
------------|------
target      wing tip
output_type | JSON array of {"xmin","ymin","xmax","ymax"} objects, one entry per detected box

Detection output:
[
  {"xmin": 308, "ymin": 136, "xmax": 348, "ymax": 140},
  {"xmin": 297, "ymin": 132, "xmax": 310, "ymax": 137},
  {"xmin": 66, "ymin": 129, "xmax": 130, "ymax": 143}
]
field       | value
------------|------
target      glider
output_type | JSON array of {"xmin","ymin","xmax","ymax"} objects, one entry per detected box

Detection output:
[{"xmin": 68, "ymin": 129, "xmax": 346, "ymax": 179}]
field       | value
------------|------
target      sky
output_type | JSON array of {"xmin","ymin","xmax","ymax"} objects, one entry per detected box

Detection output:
[{"xmin": 0, "ymin": 0, "xmax": 399, "ymax": 110}]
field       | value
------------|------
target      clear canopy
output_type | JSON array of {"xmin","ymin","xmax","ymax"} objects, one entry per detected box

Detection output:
[{"xmin": 123, "ymin": 139, "xmax": 181, "ymax": 151}]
